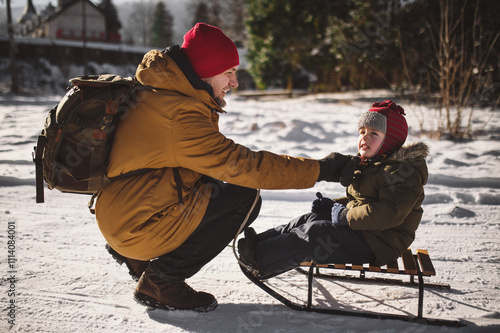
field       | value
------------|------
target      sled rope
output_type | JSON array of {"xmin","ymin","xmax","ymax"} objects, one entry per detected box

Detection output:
[{"xmin": 232, "ymin": 189, "xmax": 261, "ymax": 272}]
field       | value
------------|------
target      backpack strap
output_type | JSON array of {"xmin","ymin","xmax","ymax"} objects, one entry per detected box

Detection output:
[
  {"xmin": 107, "ymin": 168, "xmax": 158, "ymax": 182},
  {"xmin": 33, "ymin": 135, "xmax": 46, "ymax": 203},
  {"xmin": 88, "ymin": 193, "xmax": 98, "ymax": 215},
  {"xmin": 88, "ymin": 167, "xmax": 185, "ymax": 214}
]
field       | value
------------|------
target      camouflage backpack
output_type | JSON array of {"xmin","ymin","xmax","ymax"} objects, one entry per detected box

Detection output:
[{"xmin": 33, "ymin": 74, "xmax": 149, "ymax": 210}]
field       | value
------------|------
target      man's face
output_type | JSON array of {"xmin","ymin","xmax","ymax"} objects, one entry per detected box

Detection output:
[{"xmin": 202, "ymin": 66, "xmax": 239, "ymax": 107}]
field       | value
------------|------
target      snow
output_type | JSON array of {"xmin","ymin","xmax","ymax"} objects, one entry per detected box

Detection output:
[{"xmin": 1, "ymin": 89, "xmax": 499, "ymax": 332}]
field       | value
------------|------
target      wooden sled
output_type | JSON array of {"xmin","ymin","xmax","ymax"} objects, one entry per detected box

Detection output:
[{"xmin": 240, "ymin": 249, "xmax": 465, "ymax": 327}]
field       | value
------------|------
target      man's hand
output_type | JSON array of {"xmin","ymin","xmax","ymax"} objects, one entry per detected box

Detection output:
[
  {"xmin": 317, "ymin": 153, "xmax": 361, "ymax": 187},
  {"xmin": 317, "ymin": 152, "xmax": 351, "ymax": 183}
]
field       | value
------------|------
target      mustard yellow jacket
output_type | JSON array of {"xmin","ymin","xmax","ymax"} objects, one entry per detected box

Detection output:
[{"xmin": 95, "ymin": 47, "xmax": 320, "ymax": 260}]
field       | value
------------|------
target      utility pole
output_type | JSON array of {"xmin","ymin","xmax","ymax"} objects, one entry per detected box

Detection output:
[
  {"xmin": 6, "ymin": 0, "xmax": 20, "ymax": 93},
  {"xmin": 82, "ymin": 0, "xmax": 88, "ymax": 75}
]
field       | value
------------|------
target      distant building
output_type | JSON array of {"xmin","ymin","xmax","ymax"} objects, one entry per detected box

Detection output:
[
  {"xmin": 18, "ymin": 0, "xmax": 39, "ymax": 34},
  {"xmin": 18, "ymin": 0, "xmax": 121, "ymax": 43}
]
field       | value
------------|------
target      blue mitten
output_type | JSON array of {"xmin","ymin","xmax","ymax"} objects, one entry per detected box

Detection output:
[{"xmin": 331, "ymin": 203, "xmax": 349, "ymax": 225}]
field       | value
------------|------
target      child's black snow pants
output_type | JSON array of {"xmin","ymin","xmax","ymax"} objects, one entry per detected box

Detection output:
[{"xmin": 255, "ymin": 211, "xmax": 376, "ymax": 278}]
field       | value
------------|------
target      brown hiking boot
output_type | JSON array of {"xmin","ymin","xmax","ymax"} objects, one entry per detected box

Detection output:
[
  {"xmin": 105, "ymin": 243, "xmax": 149, "ymax": 281},
  {"xmin": 134, "ymin": 267, "xmax": 218, "ymax": 312}
]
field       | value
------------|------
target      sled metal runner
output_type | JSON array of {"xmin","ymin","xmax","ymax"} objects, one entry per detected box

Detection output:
[{"xmin": 240, "ymin": 255, "xmax": 465, "ymax": 327}]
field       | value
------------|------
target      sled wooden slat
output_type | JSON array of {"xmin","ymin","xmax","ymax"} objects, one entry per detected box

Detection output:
[
  {"xmin": 417, "ymin": 249, "xmax": 436, "ymax": 276},
  {"xmin": 352, "ymin": 264, "xmax": 364, "ymax": 271},
  {"xmin": 386, "ymin": 260, "xmax": 399, "ymax": 273},
  {"xmin": 402, "ymin": 249, "xmax": 418, "ymax": 275},
  {"xmin": 299, "ymin": 249, "xmax": 437, "ymax": 278},
  {"xmin": 300, "ymin": 261, "xmax": 328, "ymax": 268}
]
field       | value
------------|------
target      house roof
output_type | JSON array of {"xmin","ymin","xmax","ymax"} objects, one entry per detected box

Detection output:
[
  {"xmin": 19, "ymin": 0, "xmax": 38, "ymax": 24},
  {"xmin": 45, "ymin": 0, "xmax": 106, "ymax": 23}
]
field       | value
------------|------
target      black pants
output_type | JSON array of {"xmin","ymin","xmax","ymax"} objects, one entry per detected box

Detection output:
[
  {"xmin": 256, "ymin": 211, "xmax": 376, "ymax": 277},
  {"xmin": 150, "ymin": 179, "xmax": 261, "ymax": 282}
]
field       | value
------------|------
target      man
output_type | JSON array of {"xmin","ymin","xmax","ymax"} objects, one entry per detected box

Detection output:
[{"xmin": 95, "ymin": 23, "xmax": 354, "ymax": 312}]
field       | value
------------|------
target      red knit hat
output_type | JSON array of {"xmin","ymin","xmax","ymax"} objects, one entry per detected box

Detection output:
[
  {"xmin": 181, "ymin": 23, "xmax": 239, "ymax": 79},
  {"xmin": 357, "ymin": 100, "xmax": 408, "ymax": 155}
]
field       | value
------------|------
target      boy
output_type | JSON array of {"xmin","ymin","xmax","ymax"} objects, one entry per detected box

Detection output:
[{"xmin": 238, "ymin": 101, "xmax": 429, "ymax": 279}]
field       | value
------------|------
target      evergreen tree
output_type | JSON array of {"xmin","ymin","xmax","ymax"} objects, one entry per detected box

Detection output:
[
  {"xmin": 324, "ymin": 0, "xmax": 402, "ymax": 90},
  {"xmin": 188, "ymin": 0, "xmax": 245, "ymax": 46},
  {"xmin": 209, "ymin": 1, "xmax": 222, "ymax": 29},
  {"xmin": 191, "ymin": 0, "xmax": 221, "ymax": 27},
  {"xmin": 245, "ymin": 0, "xmax": 339, "ymax": 90},
  {"xmin": 151, "ymin": 1, "xmax": 174, "ymax": 48},
  {"xmin": 41, "ymin": 2, "xmax": 56, "ymax": 20},
  {"xmin": 99, "ymin": 0, "xmax": 122, "ymax": 42},
  {"xmin": 244, "ymin": 0, "xmax": 401, "ymax": 91}
]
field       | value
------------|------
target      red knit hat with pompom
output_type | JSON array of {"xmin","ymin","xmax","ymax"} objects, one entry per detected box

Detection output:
[
  {"xmin": 181, "ymin": 23, "xmax": 239, "ymax": 79},
  {"xmin": 357, "ymin": 100, "xmax": 408, "ymax": 155}
]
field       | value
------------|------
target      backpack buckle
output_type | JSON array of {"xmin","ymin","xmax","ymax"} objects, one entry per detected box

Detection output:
[
  {"xmin": 92, "ymin": 129, "xmax": 106, "ymax": 140},
  {"xmin": 106, "ymin": 100, "xmax": 119, "ymax": 115}
]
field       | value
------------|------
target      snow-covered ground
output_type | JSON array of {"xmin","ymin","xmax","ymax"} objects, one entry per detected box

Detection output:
[{"xmin": 1, "ymin": 90, "xmax": 499, "ymax": 332}]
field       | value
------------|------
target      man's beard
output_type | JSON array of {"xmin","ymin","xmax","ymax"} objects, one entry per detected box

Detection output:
[
  {"xmin": 215, "ymin": 96, "xmax": 226, "ymax": 107},
  {"xmin": 201, "ymin": 78, "xmax": 226, "ymax": 107}
]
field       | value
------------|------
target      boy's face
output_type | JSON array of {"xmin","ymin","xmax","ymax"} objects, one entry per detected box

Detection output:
[{"xmin": 358, "ymin": 127, "xmax": 386, "ymax": 158}]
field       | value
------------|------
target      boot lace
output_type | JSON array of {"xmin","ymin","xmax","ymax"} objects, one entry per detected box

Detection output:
[{"xmin": 175, "ymin": 282, "xmax": 198, "ymax": 296}]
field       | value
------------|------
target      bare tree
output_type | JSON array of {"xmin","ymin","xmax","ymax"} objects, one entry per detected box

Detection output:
[
  {"xmin": 427, "ymin": 0, "xmax": 499, "ymax": 138},
  {"xmin": 398, "ymin": 0, "xmax": 499, "ymax": 139},
  {"xmin": 219, "ymin": 0, "xmax": 247, "ymax": 46},
  {"xmin": 124, "ymin": 0, "xmax": 156, "ymax": 47}
]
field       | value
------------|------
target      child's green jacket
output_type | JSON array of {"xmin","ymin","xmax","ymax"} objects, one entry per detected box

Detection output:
[{"xmin": 341, "ymin": 142, "xmax": 429, "ymax": 265}]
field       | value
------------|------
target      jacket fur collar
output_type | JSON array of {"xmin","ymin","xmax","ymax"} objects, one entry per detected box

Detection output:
[{"xmin": 389, "ymin": 142, "xmax": 429, "ymax": 162}]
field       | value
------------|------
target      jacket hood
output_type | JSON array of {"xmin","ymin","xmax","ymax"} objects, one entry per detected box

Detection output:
[
  {"xmin": 390, "ymin": 142, "xmax": 429, "ymax": 162},
  {"xmin": 387, "ymin": 142, "xmax": 429, "ymax": 185},
  {"xmin": 135, "ymin": 46, "xmax": 221, "ymax": 111}
]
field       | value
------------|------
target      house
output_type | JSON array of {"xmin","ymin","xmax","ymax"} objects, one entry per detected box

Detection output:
[{"xmin": 19, "ymin": 0, "xmax": 121, "ymax": 43}]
